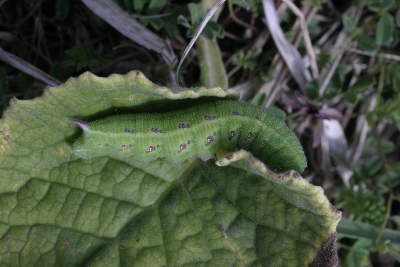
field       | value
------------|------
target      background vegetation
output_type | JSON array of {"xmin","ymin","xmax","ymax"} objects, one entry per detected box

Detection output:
[{"xmin": 0, "ymin": 0, "xmax": 399, "ymax": 266}]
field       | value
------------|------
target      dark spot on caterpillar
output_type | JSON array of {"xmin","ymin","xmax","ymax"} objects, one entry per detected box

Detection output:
[
  {"xmin": 121, "ymin": 144, "xmax": 126, "ymax": 151},
  {"xmin": 3, "ymin": 236, "xmax": 10, "ymax": 243},
  {"xmin": 62, "ymin": 242, "xmax": 70, "ymax": 249},
  {"xmin": 262, "ymin": 140, "xmax": 267, "ymax": 145},
  {"xmin": 98, "ymin": 144, "xmax": 103, "ymax": 149},
  {"xmin": 147, "ymin": 146, "xmax": 156, "ymax": 153},
  {"xmin": 204, "ymin": 115, "xmax": 216, "ymax": 120},
  {"xmin": 124, "ymin": 128, "xmax": 134, "ymax": 133},
  {"xmin": 256, "ymin": 115, "xmax": 262, "ymax": 121},
  {"xmin": 205, "ymin": 136, "xmax": 214, "ymax": 146},
  {"xmin": 151, "ymin": 127, "xmax": 162, "ymax": 133},
  {"xmin": 225, "ymin": 154, "xmax": 233, "ymax": 160},
  {"xmin": 232, "ymin": 111, "xmax": 242, "ymax": 116},
  {"xmin": 245, "ymin": 132, "xmax": 253, "ymax": 140},
  {"xmin": 178, "ymin": 123, "xmax": 190, "ymax": 129},
  {"xmin": 178, "ymin": 143, "xmax": 187, "ymax": 152},
  {"xmin": 229, "ymin": 130, "xmax": 237, "ymax": 141},
  {"xmin": 3, "ymin": 135, "xmax": 10, "ymax": 144}
]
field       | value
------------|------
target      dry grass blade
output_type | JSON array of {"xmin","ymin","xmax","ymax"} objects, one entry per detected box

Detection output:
[
  {"xmin": 175, "ymin": 0, "xmax": 225, "ymax": 85},
  {"xmin": 319, "ymin": 5, "xmax": 363, "ymax": 96},
  {"xmin": 282, "ymin": 0, "xmax": 319, "ymax": 79},
  {"xmin": 0, "ymin": 0, "xmax": 9, "ymax": 7},
  {"xmin": 323, "ymin": 119, "xmax": 353, "ymax": 185},
  {"xmin": 81, "ymin": 0, "xmax": 176, "ymax": 66},
  {"xmin": 0, "ymin": 47, "xmax": 60, "ymax": 86},
  {"xmin": 345, "ymin": 47, "xmax": 400, "ymax": 61},
  {"xmin": 262, "ymin": 0, "xmax": 311, "ymax": 91}
]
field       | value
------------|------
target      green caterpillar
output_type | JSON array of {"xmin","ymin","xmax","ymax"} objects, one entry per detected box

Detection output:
[{"xmin": 72, "ymin": 100, "xmax": 306, "ymax": 173}]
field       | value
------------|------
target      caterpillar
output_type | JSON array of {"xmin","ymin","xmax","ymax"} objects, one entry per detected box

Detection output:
[{"xmin": 72, "ymin": 100, "xmax": 306, "ymax": 173}]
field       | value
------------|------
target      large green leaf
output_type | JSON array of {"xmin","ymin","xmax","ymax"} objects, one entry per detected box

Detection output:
[{"xmin": 0, "ymin": 71, "xmax": 340, "ymax": 266}]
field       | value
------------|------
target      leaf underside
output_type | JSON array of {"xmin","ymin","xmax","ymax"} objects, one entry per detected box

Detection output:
[{"xmin": 0, "ymin": 71, "xmax": 340, "ymax": 266}]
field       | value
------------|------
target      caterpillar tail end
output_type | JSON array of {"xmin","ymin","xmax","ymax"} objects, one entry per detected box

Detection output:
[{"xmin": 71, "ymin": 120, "xmax": 89, "ymax": 130}]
